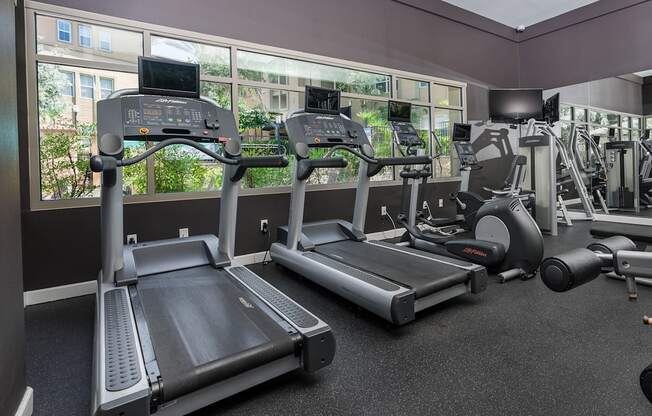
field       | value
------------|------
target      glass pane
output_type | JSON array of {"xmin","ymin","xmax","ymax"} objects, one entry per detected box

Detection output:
[
  {"xmin": 589, "ymin": 110, "xmax": 619, "ymax": 127},
  {"xmin": 237, "ymin": 50, "xmax": 390, "ymax": 97},
  {"xmin": 341, "ymin": 98, "xmax": 393, "ymax": 182},
  {"xmin": 647, "ymin": 117, "xmax": 652, "ymax": 130},
  {"xmin": 396, "ymin": 78, "xmax": 429, "ymax": 102},
  {"xmin": 151, "ymin": 36, "xmax": 231, "ymax": 77},
  {"xmin": 574, "ymin": 107, "xmax": 587, "ymax": 122},
  {"xmin": 560, "ymin": 105, "xmax": 571, "ymax": 121},
  {"xmin": 560, "ymin": 122, "xmax": 572, "ymax": 143},
  {"xmin": 154, "ymin": 143, "xmax": 223, "ymax": 193},
  {"xmin": 37, "ymin": 63, "xmax": 142, "ymax": 200},
  {"xmin": 36, "ymin": 15, "xmax": 142, "ymax": 65},
  {"xmin": 237, "ymin": 86, "xmax": 299, "ymax": 188},
  {"xmin": 200, "ymin": 81, "xmax": 232, "ymax": 110},
  {"xmin": 632, "ymin": 117, "xmax": 640, "ymax": 130},
  {"xmin": 621, "ymin": 129, "xmax": 631, "ymax": 141},
  {"xmin": 432, "ymin": 84, "xmax": 462, "ymax": 107},
  {"xmin": 621, "ymin": 116, "xmax": 630, "ymax": 128},
  {"xmin": 434, "ymin": 108, "xmax": 462, "ymax": 177}
]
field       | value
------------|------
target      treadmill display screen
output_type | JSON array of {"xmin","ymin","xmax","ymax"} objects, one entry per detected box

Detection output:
[
  {"xmin": 388, "ymin": 100, "xmax": 412, "ymax": 122},
  {"xmin": 305, "ymin": 86, "xmax": 340, "ymax": 115},
  {"xmin": 452, "ymin": 123, "xmax": 472, "ymax": 141},
  {"xmin": 139, "ymin": 57, "xmax": 200, "ymax": 98}
]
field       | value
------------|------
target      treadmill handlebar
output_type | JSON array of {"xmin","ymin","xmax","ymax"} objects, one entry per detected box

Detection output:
[
  {"xmin": 367, "ymin": 155, "xmax": 432, "ymax": 177},
  {"xmin": 237, "ymin": 155, "xmax": 289, "ymax": 168},
  {"xmin": 91, "ymin": 138, "xmax": 239, "ymax": 174},
  {"xmin": 297, "ymin": 157, "xmax": 348, "ymax": 181}
]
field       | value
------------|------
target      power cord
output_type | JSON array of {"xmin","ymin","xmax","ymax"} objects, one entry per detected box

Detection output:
[
  {"xmin": 382, "ymin": 207, "xmax": 397, "ymax": 233},
  {"xmin": 422, "ymin": 201, "xmax": 433, "ymax": 220},
  {"xmin": 261, "ymin": 230, "xmax": 272, "ymax": 265}
]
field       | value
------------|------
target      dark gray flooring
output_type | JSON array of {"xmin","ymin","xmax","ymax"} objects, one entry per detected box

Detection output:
[{"xmin": 26, "ymin": 222, "xmax": 652, "ymax": 415}]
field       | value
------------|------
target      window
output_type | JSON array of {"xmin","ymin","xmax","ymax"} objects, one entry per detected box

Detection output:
[
  {"xmin": 99, "ymin": 31, "xmax": 112, "ymax": 52},
  {"xmin": 396, "ymin": 78, "xmax": 429, "ymax": 102},
  {"xmin": 37, "ymin": 64, "xmax": 141, "ymax": 200},
  {"xmin": 31, "ymin": 9, "xmax": 466, "ymax": 206},
  {"xmin": 79, "ymin": 74, "xmax": 94, "ymax": 99},
  {"xmin": 99, "ymin": 77, "xmax": 114, "ymax": 99},
  {"xmin": 560, "ymin": 105, "xmax": 571, "ymax": 121},
  {"xmin": 56, "ymin": 19, "xmax": 71, "ymax": 43},
  {"xmin": 574, "ymin": 107, "xmax": 587, "ymax": 122},
  {"xmin": 434, "ymin": 109, "xmax": 463, "ymax": 177},
  {"xmin": 151, "ymin": 36, "xmax": 230, "ymax": 77},
  {"xmin": 237, "ymin": 50, "xmax": 390, "ymax": 97},
  {"xmin": 38, "ymin": 16, "xmax": 142, "ymax": 65},
  {"xmin": 59, "ymin": 71, "xmax": 74, "ymax": 96},
  {"xmin": 432, "ymin": 85, "xmax": 462, "ymax": 107},
  {"xmin": 78, "ymin": 25, "xmax": 91, "ymax": 48}
]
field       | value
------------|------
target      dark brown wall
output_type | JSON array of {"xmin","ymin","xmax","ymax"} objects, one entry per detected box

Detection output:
[
  {"xmin": 518, "ymin": 0, "xmax": 652, "ymax": 89},
  {"xmin": 23, "ymin": 182, "xmax": 459, "ymax": 291},
  {"xmin": 1, "ymin": 0, "xmax": 27, "ymax": 413},
  {"xmin": 36, "ymin": 0, "xmax": 519, "ymax": 87}
]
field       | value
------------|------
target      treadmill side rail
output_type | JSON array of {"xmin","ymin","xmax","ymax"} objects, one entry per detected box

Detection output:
[
  {"xmin": 270, "ymin": 243, "xmax": 416, "ymax": 325},
  {"xmin": 226, "ymin": 266, "xmax": 336, "ymax": 371},
  {"xmin": 93, "ymin": 279, "xmax": 151, "ymax": 416}
]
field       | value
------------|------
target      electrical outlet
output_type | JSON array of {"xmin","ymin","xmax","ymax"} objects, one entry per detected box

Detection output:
[
  {"xmin": 260, "ymin": 219, "xmax": 269, "ymax": 234},
  {"xmin": 438, "ymin": 199, "xmax": 444, "ymax": 208},
  {"xmin": 127, "ymin": 234, "xmax": 137, "ymax": 245},
  {"xmin": 179, "ymin": 228, "xmax": 189, "ymax": 238},
  {"xmin": 422, "ymin": 201, "xmax": 429, "ymax": 210},
  {"xmin": 381, "ymin": 206, "xmax": 387, "ymax": 216}
]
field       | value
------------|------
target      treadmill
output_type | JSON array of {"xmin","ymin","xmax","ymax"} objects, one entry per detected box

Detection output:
[
  {"xmin": 92, "ymin": 57, "xmax": 335, "ymax": 416},
  {"xmin": 271, "ymin": 86, "xmax": 487, "ymax": 326}
]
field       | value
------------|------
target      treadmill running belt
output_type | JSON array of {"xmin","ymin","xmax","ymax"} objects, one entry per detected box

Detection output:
[
  {"xmin": 315, "ymin": 240, "xmax": 470, "ymax": 298},
  {"xmin": 136, "ymin": 266, "xmax": 296, "ymax": 402}
]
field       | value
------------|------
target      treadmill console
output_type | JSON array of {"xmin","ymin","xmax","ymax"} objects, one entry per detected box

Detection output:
[
  {"xmin": 98, "ymin": 94, "xmax": 238, "ymax": 143},
  {"xmin": 454, "ymin": 141, "xmax": 478, "ymax": 167},
  {"xmin": 391, "ymin": 121, "xmax": 424, "ymax": 147},
  {"xmin": 285, "ymin": 113, "xmax": 369, "ymax": 148}
]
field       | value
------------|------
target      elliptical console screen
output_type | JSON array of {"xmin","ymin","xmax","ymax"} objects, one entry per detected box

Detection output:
[
  {"xmin": 305, "ymin": 86, "xmax": 340, "ymax": 115},
  {"xmin": 388, "ymin": 100, "xmax": 412, "ymax": 123},
  {"xmin": 452, "ymin": 123, "xmax": 472, "ymax": 141},
  {"xmin": 139, "ymin": 57, "xmax": 200, "ymax": 98}
]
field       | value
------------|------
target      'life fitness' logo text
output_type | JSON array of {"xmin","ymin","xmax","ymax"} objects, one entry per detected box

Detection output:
[
  {"xmin": 155, "ymin": 98, "xmax": 188, "ymax": 105},
  {"xmin": 462, "ymin": 247, "xmax": 488, "ymax": 257}
]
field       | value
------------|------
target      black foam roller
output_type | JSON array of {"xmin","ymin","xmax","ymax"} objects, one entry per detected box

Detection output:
[
  {"xmin": 541, "ymin": 248, "xmax": 603, "ymax": 292},
  {"xmin": 587, "ymin": 236, "xmax": 636, "ymax": 254},
  {"xmin": 640, "ymin": 363, "xmax": 652, "ymax": 404}
]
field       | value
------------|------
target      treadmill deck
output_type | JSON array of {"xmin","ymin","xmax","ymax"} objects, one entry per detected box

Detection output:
[
  {"xmin": 134, "ymin": 266, "xmax": 297, "ymax": 401},
  {"xmin": 314, "ymin": 240, "xmax": 471, "ymax": 298}
]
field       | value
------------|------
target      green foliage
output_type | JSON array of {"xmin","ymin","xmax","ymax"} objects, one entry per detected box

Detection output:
[
  {"xmin": 38, "ymin": 64, "xmax": 71, "ymax": 127},
  {"xmin": 39, "ymin": 123, "xmax": 95, "ymax": 199},
  {"xmin": 201, "ymin": 82, "xmax": 232, "ymax": 109},
  {"xmin": 195, "ymin": 47, "xmax": 231, "ymax": 78},
  {"xmin": 154, "ymin": 145, "xmax": 222, "ymax": 193}
]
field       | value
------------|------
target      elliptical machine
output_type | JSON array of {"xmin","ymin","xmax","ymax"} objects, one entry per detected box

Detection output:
[{"xmin": 390, "ymin": 101, "xmax": 544, "ymax": 282}]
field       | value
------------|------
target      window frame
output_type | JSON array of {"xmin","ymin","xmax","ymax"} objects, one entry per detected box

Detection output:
[
  {"xmin": 78, "ymin": 73, "xmax": 95, "ymax": 99},
  {"xmin": 99, "ymin": 76, "xmax": 114, "ymax": 99},
  {"xmin": 59, "ymin": 69, "xmax": 74, "ymax": 96},
  {"xmin": 25, "ymin": 2, "xmax": 466, "ymax": 210},
  {"xmin": 99, "ymin": 31, "xmax": 111, "ymax": 52},
  {"xmin": 56, "ymin": 19, "xmax": 71, "ymax": 43},
  {"xmin": 78, "ymin": 24, "xmax": 92, "ymax": 48}
]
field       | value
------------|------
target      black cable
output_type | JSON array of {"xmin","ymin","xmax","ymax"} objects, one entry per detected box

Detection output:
[{"xmin": 261, "ymin": 230, "xmax": 272, "ymax": 265}]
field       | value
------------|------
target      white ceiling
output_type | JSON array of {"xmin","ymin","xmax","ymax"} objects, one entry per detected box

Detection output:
[{"xmin": 441, "ymin": 0, "xmax": 600, "ymax": 28}]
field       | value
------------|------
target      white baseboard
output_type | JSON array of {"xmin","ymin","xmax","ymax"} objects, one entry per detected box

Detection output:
[
  {"xmin": 15, "ymin": 386, "xmax": 33, "ymax": 416},
  {"xmin": 23, "ymin": 228, "xmax": 402, "ymax": 306},
  {"xmin": 24, "ymin": 280, "xmax": 96, "ymax": 306}
]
